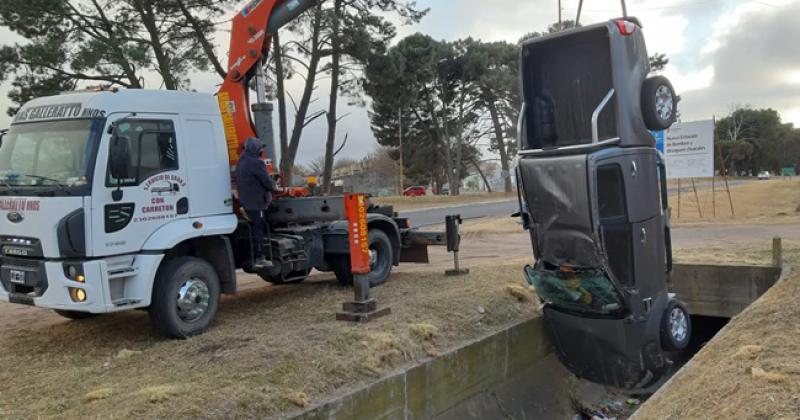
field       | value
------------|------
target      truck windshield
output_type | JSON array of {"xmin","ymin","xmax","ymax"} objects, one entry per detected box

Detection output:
[
  {"xmin": 525, "ymin": 265, "xmax": 625, "ymax": 316},
  {"xmin": 0, "ymin": 119, "xmax": 104, "ymax": 194}
]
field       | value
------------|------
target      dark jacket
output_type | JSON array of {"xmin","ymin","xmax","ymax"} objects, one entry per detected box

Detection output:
[{"xmin": 236, "ymin": 138, "xmax": 275, "ymax": 210}]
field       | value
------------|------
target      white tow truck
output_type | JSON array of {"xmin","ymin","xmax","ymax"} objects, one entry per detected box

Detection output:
[{"xmin": 0, "ymin": 89, "xmax": 435, "ymax": 338}]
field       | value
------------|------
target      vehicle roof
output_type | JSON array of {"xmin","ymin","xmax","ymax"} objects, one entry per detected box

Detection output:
[{"xmin": 11, "ymin": 89, "xmax": 219, "ymax": 124}]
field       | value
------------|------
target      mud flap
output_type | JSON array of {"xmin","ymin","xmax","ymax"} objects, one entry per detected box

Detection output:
[{"xmin": 543, "ymin": 306, "xmax": 665, "ymax": 389}]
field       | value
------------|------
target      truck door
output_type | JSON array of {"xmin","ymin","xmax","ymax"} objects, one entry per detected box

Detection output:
[{"xmin": 91, "ymin": 115, "xmax": 189, "ymax": 256}]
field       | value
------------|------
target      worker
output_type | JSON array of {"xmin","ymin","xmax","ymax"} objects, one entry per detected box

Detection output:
[{"xmin": 237, "ymin": 137, "xmax": 275, "ymax": 269}]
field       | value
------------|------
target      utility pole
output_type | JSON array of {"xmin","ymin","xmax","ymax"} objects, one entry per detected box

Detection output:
[
  {"xmin": 398, "ymin": 107, "xmax": 404, "ymax": 194},
  {"xmin": 558, "ymin": 0, "xmax": 563, "ymax": 31},
  {"xmin": 620, "ymin": 0, "xmax": 628, "ymax": 17}
]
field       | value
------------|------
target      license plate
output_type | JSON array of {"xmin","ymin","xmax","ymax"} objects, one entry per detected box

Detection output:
[{"xmin": 9, "ymin": 269, "xmax": 26, "ymax": 285}]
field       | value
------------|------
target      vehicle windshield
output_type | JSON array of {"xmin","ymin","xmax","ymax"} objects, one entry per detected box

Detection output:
[
  {"xmin": 0, "ymin": 119, "xmax": 104, "ymax": 191},
  {"xmin": 525, "ymin": 265, "xmax": 625, "ymax": 316}
]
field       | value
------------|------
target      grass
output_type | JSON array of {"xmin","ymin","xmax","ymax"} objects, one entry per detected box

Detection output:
[
  {"xmin": 372, "ymin": 192, "xmax": 515, "ymax": 212},
  {"xmin": 670, "ymin": 178, "xmax": 800, "ymax": 224},
  {"xmin": 0, "ymin": 261, "xmax": 538, "ymax": 419},
  {"xmin": 635, "ymin": 243, "xmax": 800, "ymax": 419}
]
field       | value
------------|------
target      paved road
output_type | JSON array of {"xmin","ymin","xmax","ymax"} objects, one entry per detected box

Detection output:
[{"xmin": 402, "ymin": 179, "xmax": 756, "ymax": 226}]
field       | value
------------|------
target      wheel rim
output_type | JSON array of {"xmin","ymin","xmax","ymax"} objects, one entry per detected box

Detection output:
[
  {"xmin": 176, "ymin": 278, "xmax": 210, "ymax": 322},
  {"xmin": 669, "ymin": 307, "xmax": 688, "ymax": 343},
  {"xmin": 369, "ymin": 248, "xmax": 378, "ymax": 269},
  {"xmin": 655, "ymin": 85, "xmax": 674, "ymax": 122}
]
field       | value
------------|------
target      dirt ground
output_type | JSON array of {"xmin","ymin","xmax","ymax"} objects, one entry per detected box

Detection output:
[
  {"xmin": 671, "ymin": 178, "xmax": 800, "ymax": 225},
  {"xmin": 372, "ymin": 191, "xmax": 516, "ymax": 211},
  {"xmin": 0, "ymin": 255, "xmax": 539, "ymax": 419},
  {"xmin": 1, "ymin": 178, "xmax": 798, "ymax": 418}
]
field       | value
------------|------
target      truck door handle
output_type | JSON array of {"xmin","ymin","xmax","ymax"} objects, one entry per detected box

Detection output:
[{"xmin": 640, "ymin": 227, "xmax": 647, "ymax": 245}]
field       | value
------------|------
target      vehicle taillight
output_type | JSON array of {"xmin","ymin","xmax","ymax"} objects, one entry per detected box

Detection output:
[{"xmin": 615, "ymin": 20, "xmax": 637, "ymax": 36}]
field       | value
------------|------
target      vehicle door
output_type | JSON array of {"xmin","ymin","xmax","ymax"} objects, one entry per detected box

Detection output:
[{"xmin": 91, "ymin": 115, "xmax": 189, "ymax": 256}]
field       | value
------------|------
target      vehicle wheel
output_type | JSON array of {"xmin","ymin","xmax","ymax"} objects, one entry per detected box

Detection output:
[
  {"xmin": 330, "ymin": 229, "xmax": 394, "ymax": 287},
  {"xmin": 661, "ymin": 299, "xmax": 691, "ymax": 351},
  {"xmin": 641, "ymin": 76, "xmax": 677, "ymax": 131},
  {"xmin": 149, "ymin": 256, "xmax": 220, "ymax": 339},
  {"xmin": 53, "ymin": 310, "xmax": 98, "ymax": 320}
]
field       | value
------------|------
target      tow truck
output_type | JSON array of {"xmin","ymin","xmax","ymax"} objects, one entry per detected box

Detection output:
[{"xmin": 0, "ymin": 0, "xmax": 435, "ymax": 338}]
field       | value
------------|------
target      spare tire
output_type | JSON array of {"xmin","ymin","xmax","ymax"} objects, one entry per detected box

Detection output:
[{"xmin": 641, "ymin": 76, "xmax": 677, "ymax": 131}]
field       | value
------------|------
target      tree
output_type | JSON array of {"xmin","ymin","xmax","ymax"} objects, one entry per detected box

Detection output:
[
  {"xmin": 0, "ymin": 0, "xmax": 231, "ymax": 113},
  {"xmin": 649, "ymin": 52, "xmax": 668, "ymax": 73},
  {"xmin": 365, "ymin": 34, "xmax": 482, "ymax": 195},
  {"xmin": 717, "ymin": 106, "xmax": 800, "ymax": 175},
  {"xmin": 461, "ymin": 39, "xmax": 520, "ymax": 192}
]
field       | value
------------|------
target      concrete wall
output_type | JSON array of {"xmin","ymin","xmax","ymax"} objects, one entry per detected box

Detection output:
[
  {"xmin": 293, "ymin": 318, "xmax": 574, "ymax": 420},
  {"xmin": 667, "ymin": 264, "xmax": 781, "ymax": 318}
]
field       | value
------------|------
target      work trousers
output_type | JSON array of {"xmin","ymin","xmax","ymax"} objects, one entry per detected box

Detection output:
[{"xmin": 246, "ymin": 209, "xmax": 266, "ymax": 259}]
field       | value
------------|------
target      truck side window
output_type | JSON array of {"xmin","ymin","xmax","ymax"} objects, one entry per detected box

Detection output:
[
  {"xmin": 597, "ymin": 164, "xmax": 634, "ymax": 286},
  {"xmin": 107, "ymin": 120, "xmax": 178, "ymax": 187}
]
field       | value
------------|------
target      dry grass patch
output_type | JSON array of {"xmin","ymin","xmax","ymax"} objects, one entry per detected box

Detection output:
[
  {"xmin": 671, "ymin": 178, "xmax": 800, "ymax": 225},
  {"xmin": 634, "ymin": 245, "xmax": 800, "ymax": 419},
  {"xmin": 0, "ymin": 260, "xmax": 537, "ymax": 419}
]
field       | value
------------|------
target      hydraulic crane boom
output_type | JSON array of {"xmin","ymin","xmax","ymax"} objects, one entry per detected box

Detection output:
[{"xmin": 217, "ymin": 0, "xmax": 318, "ymax": 170}]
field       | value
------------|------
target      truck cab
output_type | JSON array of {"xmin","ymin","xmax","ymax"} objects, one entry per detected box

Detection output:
[
  {"xmin": 516, "ymin": 18, "xmax": 689, "ymax": 389},
  {"xmin": 0, "ymin": 90, "xmax": 238, "ymax": 336}
]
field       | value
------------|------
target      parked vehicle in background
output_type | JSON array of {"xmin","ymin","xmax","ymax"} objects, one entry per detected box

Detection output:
[
  {"xmin": 758, "ymin": 171, "xmax": 771, "ymax": 180},
  {"xmin": 403, "ymin": 186, "xmax": 427, "ymax": 197}
]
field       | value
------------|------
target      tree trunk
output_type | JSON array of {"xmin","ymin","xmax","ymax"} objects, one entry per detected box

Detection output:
[
  {"xmin": 471, "ymin": 158, "xmax": 492, "ymax": 192},
  {"xmin": 281, "ymin": 4, "xmax": 323, "ymax": 185},
  {"xmin": 273, "ymin": 34, "xmax": 289, "ymax": 179},
  {"xmin": 134, "ymin": 0, "xmax": 177, "ymax": 89},
  {"xmin": 175, "ymin": 0, "xmax": 226, "ymax": 79},
  {"xmin": 322, "ymin": 0, "xmax": 342, "ymax": 194},
  {"xmin": 487, "ymin": 94, "xmax": 512, "ymax": 193}
]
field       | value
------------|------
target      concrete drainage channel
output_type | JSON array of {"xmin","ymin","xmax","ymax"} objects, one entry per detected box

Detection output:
[{"xmin": 289, "ymin": 260, "xmax": 785, "ymax": 420}]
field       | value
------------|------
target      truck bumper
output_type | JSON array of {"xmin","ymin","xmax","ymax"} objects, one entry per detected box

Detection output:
[{"xmin": 0, "ymin": 254, "xmax": 163, "ymax": 314}]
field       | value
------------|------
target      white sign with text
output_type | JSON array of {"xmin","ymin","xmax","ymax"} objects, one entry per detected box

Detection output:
[{"xmin": 653, "ymin": 120, "xmax": 715, "ymax": 179}]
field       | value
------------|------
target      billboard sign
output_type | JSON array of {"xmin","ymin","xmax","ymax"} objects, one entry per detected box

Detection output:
[{"xmin": 651, "ymin": 120, "xmax": 715, "ymax": 179}]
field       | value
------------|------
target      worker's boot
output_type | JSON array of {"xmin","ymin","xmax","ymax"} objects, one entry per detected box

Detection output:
[{"xmin": 253, "ymin": 257, "xmax": 274, "ymax": 270}]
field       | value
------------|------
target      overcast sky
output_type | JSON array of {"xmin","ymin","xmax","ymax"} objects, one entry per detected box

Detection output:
[{"xmin": 2, "ymin": 0, "xmax": 799, "ymax": 165}]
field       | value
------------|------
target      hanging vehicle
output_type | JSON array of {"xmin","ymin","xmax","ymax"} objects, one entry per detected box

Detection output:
[{"xmin": 516, "ymin": 16, "xmax": 690, "ymax": 389}]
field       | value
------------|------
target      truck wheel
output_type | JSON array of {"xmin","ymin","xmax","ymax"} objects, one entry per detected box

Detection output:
[
  {"xmin": 661, "ymin": 299, "xmax": 691, "ymax": 351},
  {"xmin": 331, "ymin": 229, "xmax": 394, "ymax": 287},
  {"xmin": 53, "ymin": 310, "xmax": 98, "ymax": 320},
  {"xmin": 149, "ymin": 256, "xmax": 220, "ymax": 339},
  {"xmin": 641, "ymin": 76, "xmax": 677, "ymax": 131}
]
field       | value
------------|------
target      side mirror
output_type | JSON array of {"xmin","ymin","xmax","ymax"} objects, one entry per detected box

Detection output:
[{"xmin": 109, "ymin": 134, "xmax": 132, "ymax": 180}]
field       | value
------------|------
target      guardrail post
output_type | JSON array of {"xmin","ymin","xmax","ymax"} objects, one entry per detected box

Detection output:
[{"xmin": 772, "ymin": 237, "xmax": 783, "ymax": 268}]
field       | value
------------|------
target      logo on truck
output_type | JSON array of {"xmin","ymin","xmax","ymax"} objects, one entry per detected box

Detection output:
[{"xmin": 7, "ymin": 211, "xmax": 23, "ymax": 223}]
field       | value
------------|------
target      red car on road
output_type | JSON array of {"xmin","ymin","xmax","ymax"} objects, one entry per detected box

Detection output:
[{"xmin": 403, "ymin": 186, "xmax": 427, "ymax": 197}]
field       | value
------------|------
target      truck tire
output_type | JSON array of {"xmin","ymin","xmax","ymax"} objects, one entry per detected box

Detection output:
[
  {"xmin": 53, "ymin": 310, "xmax": 98, "ymax": 320},
  {"xmin": 330, "ymin": 229, "xmax": 394, "ymax": 287},
  {"xmin": 661, "ymin": 299, "xmax": 691, "ymax": 351},
  {"xmin": 149, "ymin": 256, "xmax": 220, "ymax": 339},
  {"xmin": 641, "ymin": 76, "xmax": 677, "ymax": 131}
]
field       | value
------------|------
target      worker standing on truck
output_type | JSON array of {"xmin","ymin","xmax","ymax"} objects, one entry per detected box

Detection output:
[{"xmin": 237, "ymin": 137, "xmax": 275, "ymax": 269}]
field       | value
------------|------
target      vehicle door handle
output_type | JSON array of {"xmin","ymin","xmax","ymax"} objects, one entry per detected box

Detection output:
[{"xmin": 640, "ymin": 227, "xmax": 647, "ymax": 245}]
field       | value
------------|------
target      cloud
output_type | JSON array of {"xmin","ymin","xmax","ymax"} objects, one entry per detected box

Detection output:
[{"xmin": 678, "ymin": 0, "xmax": 800, "ymax": 124}]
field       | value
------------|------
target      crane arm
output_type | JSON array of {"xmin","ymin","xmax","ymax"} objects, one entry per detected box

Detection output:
[{"xmin": 217, "ymin": 0, "xmax": 318, "ymax": 168}]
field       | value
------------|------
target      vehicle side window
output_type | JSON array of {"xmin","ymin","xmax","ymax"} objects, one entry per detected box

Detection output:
[
  {"xmin": 107, "ymin": 120, "xmax": 178, "ymax": 187},
  {"xmin": 597, "ymin": 164, "xmax": 627, "ymax": 221},
  {"xmin": 597, "ymin": 164, "xmax": 634, "ymax": 286}
]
